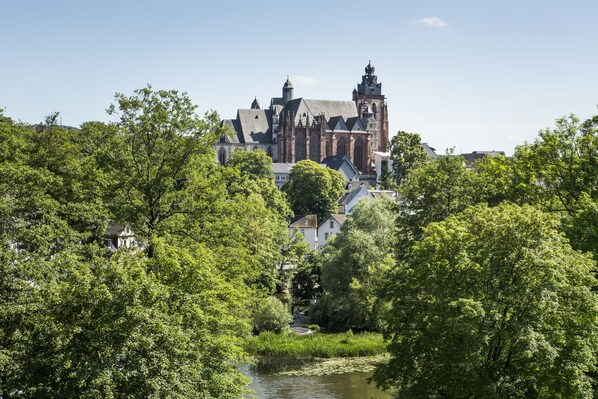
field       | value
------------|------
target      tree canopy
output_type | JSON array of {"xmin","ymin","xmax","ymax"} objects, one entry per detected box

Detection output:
[
  {"xmin": 389, "ymin": 131, "xmax": 427, "ymax": 186},
  {"xmin": 375, "ymin": 203, "xmax": 598, "ymax": 398},
  {"xmin": 282, "ymin": 160, "xmax": 345, "ymax": 220}
]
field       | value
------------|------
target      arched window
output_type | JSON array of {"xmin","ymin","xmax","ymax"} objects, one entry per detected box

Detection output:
[
  {"xmin": 354, "ymin": 138, "xmax": 363, "ymax": 170},
  {"xmin": 309, "ymin": 133, "xmax": 320, "ymax": 161},
  {"xmin": 267, "ymin": 146, "xmax": 273, "ymax": 157},
  {"xmin": 372, "ymin": 103, "xmax": 377, "ymax": 116},
  {"xmin": 295, "ymin": 133, "xmax": 306, "ymax": 161},
  {"xmin": 218, "ymin": 147, "xmax": 227, "ymax": 165},
  {"xmin": 337, "ymin": 137, "xmax": 346, "ymax": 156}
]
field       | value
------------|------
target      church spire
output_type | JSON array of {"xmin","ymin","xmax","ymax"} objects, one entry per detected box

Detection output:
[
  {"xmin": 251, "ymin": 96, "xmax": 261, "ymax": 109},
  {"xmin": 282, "ymin": 76, "xmax": 294, "ymax": 105}
]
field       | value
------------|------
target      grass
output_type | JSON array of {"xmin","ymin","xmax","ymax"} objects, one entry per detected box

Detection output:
[
  {"xmin": 245, "ymin": 331, "xmax": 388, "ymax": 374},
  {"xmin": 246, "ymin": 330, "xmax": 388, "ymax": 358}
]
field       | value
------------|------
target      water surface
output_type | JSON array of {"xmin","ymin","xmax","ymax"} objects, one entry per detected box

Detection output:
[{"xmin": 241, "ymin": 366, "xmax": 391, "ymax": 399}]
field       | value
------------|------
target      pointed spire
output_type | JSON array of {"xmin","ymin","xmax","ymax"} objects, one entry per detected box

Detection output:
[{"xmin": 251, "ymin": 96, "xmax": 261, "ymax": 109}]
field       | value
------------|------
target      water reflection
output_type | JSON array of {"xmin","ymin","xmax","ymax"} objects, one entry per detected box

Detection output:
[{"xmin": 241, "ymin": 365, "xmax": 391, "ymax": 399}]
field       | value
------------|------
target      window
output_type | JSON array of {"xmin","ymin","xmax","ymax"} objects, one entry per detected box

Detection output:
[
  {"xmin": 267, "ymin": 146, "xmax": 273, "ymax": 157},
  {"xmin": 354, "ymin": 138, "xmax": 363, "ymax": 170},
  {"xmin": 310, "ymin": 133, "xmax": 320, "ymax": 161},
  {"xmin": 337, "ymin": 137, "xmax": 346, "ymax": 156},
  {"xmin": 300, "ymin": 228, "xmax": 305, "ymax": 235},
  {"xmin": 330, "ymin": 221, "xmax": 334, "ymax": 229},
  {"xmin": 218, "ymin": 147, "xmax": 227, "ymax": 165},
  {"xmin": 295, "ymin": 133, "xmax": 306, "ymax": 161},
  {"xmin": 325, "ymin": 233, "xmax": 329, "ymax": 239}
]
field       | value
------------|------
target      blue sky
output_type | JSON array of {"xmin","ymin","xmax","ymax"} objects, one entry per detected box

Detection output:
[{"xmin": 2, "ymin": 0, "xmax": 597, "ymax": 154}]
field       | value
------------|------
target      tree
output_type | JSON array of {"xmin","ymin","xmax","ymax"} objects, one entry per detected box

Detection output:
[
  {"xmin": 314, "ymin": 197, "xmax": 397, "ymax": 331},
  {"xmin": 375, "ymin": 203, "xmax": 598, "ymax": 398},
  {"xmin": 389, "ymin": 131, "xmax": 427, "ymax": 186},
  {"xmin": 107, "ymin": 85, "xmax": 220, "ymax": 257},
  {"xmin": 282, "ymin": 160, "xmax": 345, "ymax": 220},
  {"xmin": 398, "ymin": 152, "xmax": 476, "ymax": 240},
  {"xmin": 0, "ymin": 244, "xmax": 250, "ymax": 399}
]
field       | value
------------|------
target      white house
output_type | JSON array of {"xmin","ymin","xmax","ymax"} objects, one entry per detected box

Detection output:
[
  {"xmin": 289, "ymin": 214, "xmax": 318, "ymax": 251},
  {"xmin": 106, "ymin": 223, "xmax": 136, "ymax": 252},
  {"xmin": 317, "ymin": 214, "xmax": 347, "ymax": 251}
]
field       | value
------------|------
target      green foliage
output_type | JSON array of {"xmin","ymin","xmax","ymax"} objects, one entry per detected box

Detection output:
[
  {"xmin": 282, "ymin": 160, "xmax": 345, "ymax": 220},
  {"xmin": 389, "ymin": 131, "xmax": 427, "ymax": 186},
  {"xmin": 227, "ymin": 148, "xmax": 275, "ymax": 181},
  {"xmin": 375, "ymin": 203, "xmax": 598, "ymax": 398},
  {"xmin": 252, "ymin": 297, "xmax": 292, "ymax": 334},
  {"xmin": 291, "ymin": 253, "xmax": 322, "ymax": 303},
  {"xmin": 107, "ymin": 85, "xmax": 220, "ymax": 254},
  {"xmin": 0, "ymin": 244, "xmax": 250, "ymax": 399},
  {"xmin": 314, "ymin": 197, "xmax": 396, "ymax": 331},
  {"xmin": 246, "ymin": 331, "xmax": 387, "ymax": 358},
  {"xmin": 399, "ymin": 152, "xmax": 476, "ymax": 240}
]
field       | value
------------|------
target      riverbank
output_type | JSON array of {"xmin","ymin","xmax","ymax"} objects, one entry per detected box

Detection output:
[{"xmin": 245, "ymin": 331, "xmax": 388, "ymax": 374}]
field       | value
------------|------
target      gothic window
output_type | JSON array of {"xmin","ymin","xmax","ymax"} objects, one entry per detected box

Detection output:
[
  {"xmin": 337, "ymin": 137, "xmax": 346, "ymax": 156},
  {"xmin": 219, "ymin": 135, "xmax": 226, "ymax": 143},
  {"xmin": 218, "ymin": 147, "xmax": 227, "ymax": 165},
  {"xmin": 372, "ymin": 103, "xmax": 377, "ymax": 116},
  {"xmin": 267, "ymin": 146, "xmax": 273, "ymax": 157},
  {"xmin": 295, "ymin": 133, "xmax": 306, "ymax": 161},
  {"xmin": 309, "ymin": 133, "xmax": 320, "ymax": 161},
  {"xmin": 354, "ymin": 138, "xmax": 363, "ymax": 170}
]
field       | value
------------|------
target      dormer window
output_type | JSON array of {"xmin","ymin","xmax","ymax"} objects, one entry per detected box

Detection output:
[{"xmin": 255, "ymin": 115, "xmax": 259, "ymax": 119}]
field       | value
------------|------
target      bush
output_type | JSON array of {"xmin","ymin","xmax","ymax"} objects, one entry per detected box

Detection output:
[
  {"xmin": 252, "ymin": 296, "xmax": 292, "ymax": 334},
  {"xmin": 308, "ymin": 324, "xmax": 320, "ymax": 332}
]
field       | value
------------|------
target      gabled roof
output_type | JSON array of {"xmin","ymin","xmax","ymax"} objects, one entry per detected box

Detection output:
[
  {"xmin": 318, "ymin": 213, "xmax": 347, "ymax": 228},
  {"xmin": 327, "ymin": 116, "xmax": 349, "ymax": 131},
  {"xmin": 322, "ymin": 154, "xmax": 358, "ymax": 175},
  {"xmin": 221, "ymin": 119, "xmax": 241, "ymax": 143},
  {"xmin": 340, "ymin": 186, "xmax": 370, "ymax": 206},
  {"xmin": 290, "ymin": 214, "xmax": 318, "ymax": 229},
  {"xmin": 236, "ymin": 109, "xmax": 272, "ymax": 143},
  {"xmin": 283, "ymin": 98, "xmax": 358, "ymax": 126},
  {"xmin": 422, "ymin": 143, "xmax": 439, "ymax": 159},
  {"xmin": 346, "ymin": 116, "xmax": 366, "ymax": 132}
]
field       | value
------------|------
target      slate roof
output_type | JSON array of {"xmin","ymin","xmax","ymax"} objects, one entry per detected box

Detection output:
[
  {"xmin": 345, "ymin": 117, "xmax": 366, "ymax": 132},
  {"xmin": 284, "ymin": 98, "xmax": 358, "ymax": 126},
  {"xmin": 221, "ymin": 119, "xmax": 241, "ymax": 143},
  {"xmin": 290, "ymin": 214, "xmax": 318, "ymax": 229},
  {"xmin": 422, "ymin": 143, "xmax": 439, "ymax": 159},
  {"xmin": 235, "ymin": 109, "xmax": 273, "ymax": 144},
  {"xmin": 461, "ymin": 151, "xmax": 505, "ymax": 166},
  {"xmin": 321, "ymin": 155, "xmax": 358, "ymax": 175}
]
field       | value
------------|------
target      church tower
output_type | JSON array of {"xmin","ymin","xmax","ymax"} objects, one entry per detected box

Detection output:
[
  {"xmin": 282, "ymin": 77, "xmax": 294, "ymax": 105},
  {"xmin": 353, "ymin": 61, "xmax": 389, "ymax": 153}
]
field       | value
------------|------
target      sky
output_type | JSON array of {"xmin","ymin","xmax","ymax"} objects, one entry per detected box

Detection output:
[{"xmin": 2, "ymin": 0, "xmax": 597, "ymax": 155}]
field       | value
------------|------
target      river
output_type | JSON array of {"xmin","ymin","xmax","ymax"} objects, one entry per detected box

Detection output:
[{"xmin": 241, "ymin": 366, "xmax": 392, "ymax": 399}]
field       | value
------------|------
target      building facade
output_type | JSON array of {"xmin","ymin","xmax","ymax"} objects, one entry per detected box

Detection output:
[{"xmin": 217, "ymin": 62, "xmax": 388, "ymax": 174}]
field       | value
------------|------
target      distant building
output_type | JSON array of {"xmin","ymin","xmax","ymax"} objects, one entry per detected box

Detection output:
[
  {"xmin": 289, "ymin": 214, "xmax": 318, "ymax": 251},
  {"xmin": 317, "ymin": 214, "xmax": 347, "ymax": 251},
  {"xmin": 105, "ymin": 223, "xmax": 136, "ymax": 252},
  {"xmin": 461, "ymin": 150, "xmax": 505, "ymax": 167},
  {"xmin": 217, "ymin": 62, "xmax": 389, "ymax": 175}
]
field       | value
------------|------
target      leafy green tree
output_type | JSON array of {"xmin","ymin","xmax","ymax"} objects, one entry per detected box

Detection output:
[
  {"xmin": 389, "ymin": 131, "xmax": 427, "ymax": 186},
  {"xmin": 252, "ymin": 296, "xmax": 292, "ymax": 334},
  {"xmin": 1, "ymin": 244, "xmax": 250, "ymax": 399},
  {"xmin": 107, "ymin": 85, "xmax": 220, "ymax": 257},
  {"xmin": 398, "ymin": 152, "xmax": 476, "ymax": 240},
  {"xmin": 282, "ymin": 160, "xmax": 345, "ymax": 220},
  {"xmin": 226, "ymin": 149, "xmax": 275, "ymax": 181},
  {"xmin": 314, "ymin": 197, "xmax": 396, "ymax": 331},
  {"xmin": 375, "ymin": 203, "xmax": 598, "ymax": 398}
]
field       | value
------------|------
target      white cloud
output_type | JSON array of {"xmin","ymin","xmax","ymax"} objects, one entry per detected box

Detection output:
[
  {"xmin": 290, "ymin": 75, "xmax": 319, "ymax": 86},
  {"xmin": 417, "ymin": 16, "xmax": 448, "ymax": 28}
]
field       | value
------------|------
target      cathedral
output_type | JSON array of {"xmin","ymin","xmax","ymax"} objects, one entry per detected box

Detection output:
[{"xmin": 218, "ymin": 62, "xmax": 388, "ymax": 174}]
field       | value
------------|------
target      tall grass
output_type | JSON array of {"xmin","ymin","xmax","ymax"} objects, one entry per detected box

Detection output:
[{"xmin": 246, "ymin": 331, "xmax": 387, "ymax": 358}]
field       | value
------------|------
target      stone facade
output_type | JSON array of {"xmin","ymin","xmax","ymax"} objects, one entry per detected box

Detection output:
[{"xmin": 218, "ymin": 62, "xmax": 388, "ymax": 174}]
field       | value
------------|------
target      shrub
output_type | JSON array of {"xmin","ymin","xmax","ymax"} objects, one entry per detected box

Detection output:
[
  {"xmin": 252, "ymin": 296, "xmax": 292, "ymax": 334},
  {"xmin": 308, "ymin": 324, "xmax": 320, "ymax": 333}
]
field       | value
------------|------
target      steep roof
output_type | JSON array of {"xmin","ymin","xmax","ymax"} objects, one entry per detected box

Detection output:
[
  {"xmin": 322, "ymin": 154, "xmax": 358, "ymax": 175},
  {"xmin": 236, "ymin": 108, "xmax": 272, "ymax": 143},
  {"xmin": 319, "ymin": 213, "xmax": 347, "ymax": 228},
  {"xmin": 290, "ymin": 214, "xmax": 318, "ymax": 229},
  {"xmin": 283, "ymin": 98, "xmax": 358, "ymax": 126}
]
